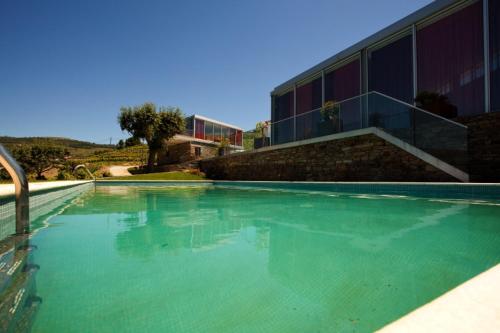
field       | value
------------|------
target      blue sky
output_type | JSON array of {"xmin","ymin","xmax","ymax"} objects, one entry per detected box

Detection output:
[{"xmin": 0, "ymin": 0, "xmax": 431, "ymax": 144}]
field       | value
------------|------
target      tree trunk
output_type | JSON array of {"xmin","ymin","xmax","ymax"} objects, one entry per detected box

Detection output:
[{"xmin": 146, "ymin": 148, "xmax": 157, "ymax": 172}]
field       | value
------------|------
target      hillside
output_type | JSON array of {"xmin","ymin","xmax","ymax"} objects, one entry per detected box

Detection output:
[
  {"xmin": 72, "ymin": 145, "xmax": 148, "ymax": 165},
  {"xmin": 0, "ymin": 136, "xmax": 114, "ymax": 158}
]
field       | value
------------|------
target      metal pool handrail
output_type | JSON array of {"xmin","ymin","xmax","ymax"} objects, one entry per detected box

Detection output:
[
  {"xmin": 0, "ymin": 144, "xmax": 29, "ymax": 234},
  {"xmin": 74, "ymin": 164, "xmax": 95, "ymax": 181}
]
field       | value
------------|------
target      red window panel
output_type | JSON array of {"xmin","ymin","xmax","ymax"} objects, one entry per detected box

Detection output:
[
  {"xmin": 324, "ymin": 59, "xmax": 360, "ymax": 103},
  {"xmin": 296, "ymin": 77, "xmax": 322, "ymax": 114},
  {"xmin": 195, "ymin": 119, "xmax": 205, "ymax": 139},
  {"xmin": 235, "ymin": 130, "xmax": 242, "ymax": 147},
  {"xmin": 417, "ymin": 1, "xmax": 484, "ymax": 117}
]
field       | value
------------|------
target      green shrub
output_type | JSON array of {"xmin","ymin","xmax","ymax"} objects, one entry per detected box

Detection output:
[
  {"xmin": 74, "ymin": 168, "xmax": 89, "ymax": 180},
  {"xmin": 57, "ymin": 170, "xmax": 74, "ymax": 180}
]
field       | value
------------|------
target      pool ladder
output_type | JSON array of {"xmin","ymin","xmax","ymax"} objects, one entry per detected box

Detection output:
[
  {"xmin": 74, "ymin": 164, "xmax": 95, "ymax": 181},
  {"xmin": 0, "ymin": 144, "xmax": 29, "ymax": 234}
]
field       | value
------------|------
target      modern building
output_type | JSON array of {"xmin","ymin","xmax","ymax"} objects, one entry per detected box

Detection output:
[
  {"xmin": 158, "ymin": 114, "xmax": 243, "ymax": 165},
  {"xmin": 270, "ymin": 0, "xmax": 498, "ymax": 151}
]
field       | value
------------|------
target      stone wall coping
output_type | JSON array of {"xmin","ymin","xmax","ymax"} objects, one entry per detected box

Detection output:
[{"xmin": 201, "ymin": 127, "xmax": 470, "ymax": 182}]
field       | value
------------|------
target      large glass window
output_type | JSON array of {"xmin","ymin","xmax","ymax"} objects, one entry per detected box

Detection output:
[
  {"xmin": 369, "ymin": 34, "xmax": 414, "ymax": 104},
  {"xmin": 184, "ymin": 116, "xmax": 194, "ymax": 137},
  {"xmin": 222, "ymin": 126, "xmax": 230, "ymax": 142},
  {"xmin": 213, "ymin": 124, "xmax": 222, "ymax": 142},
  {"xmin": 296, "ymin": 77, "xmax": 322, "ymax": 140},
  {"xmin": 195, "ymin": 119, "xmax": 205, "ymax": 139},
  {"xmin": 296, "ymin": 77, "xmax": 322, "ymax": 114},
  {"xmin": 491, "ymin": 0, "xmax": 500, "ymax": 112},
  {"xmin": 205, "ymin": 122, "xmax": 214, "ymax": 142},
  {"xmin": 272, "ymin": 90, "xmax": 294, "ymax": 122},
  {"xmin": 272, "ymin": 90, "xmax": 295, "ymax": 144},
  {"xmin": 417, "ymin": 1, "xmax": 484, "ymax": 117},
  {"xmin": 324, "ymin": 59, "xmax": 360, "ymax": 102},
  {"xmin": 229, "ymin": 128, "xmax": 237, "ymax": 145},
  {"xmin": 325, "ymin": 59, "xmax": 361, "ymax": 131}
]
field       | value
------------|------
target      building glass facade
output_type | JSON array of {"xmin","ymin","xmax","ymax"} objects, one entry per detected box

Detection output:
[
  {"xmin": 369, "ymin": 34, "xmax": 414, "ymax": 104},
  {"xmin": 296, "ymin": 77, "xmax": 322, "ymax": 140},
  {"xmin": 491, "ymin": 0, "xmax": 500, "ymax": 112},
  {"xmin": 325, "ymin": 59, "xmax": 361, "ymax": 132},
  {"xmin": 205, "ymin": 121, "xmax": 215, "ymax": 142},
  {"xmin": 271, "ymin": 0, "xmax": 496, "ymax": 146},
  {"xmin": 324, "ymin": 59, "xmax": 360, "ymax": 102},
  {"xmin": 417, "ymin": 1, "xmax": 484, "ymax": 117},
  {"xmin": 272, "ymin": 90, "xmax": 295, "ymax": 144},
  {"xmin": 184, "ymin": 115, "xmax": 243, "ymax": 147}
]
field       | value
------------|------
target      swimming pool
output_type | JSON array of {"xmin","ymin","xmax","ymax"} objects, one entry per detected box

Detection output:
[{"xmin": 2, "ymin": 182, "xmax": 500, "ymax": 332}]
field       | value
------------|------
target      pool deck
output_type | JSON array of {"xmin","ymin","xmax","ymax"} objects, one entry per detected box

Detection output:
[
  {"xmin": 378, "ymin": 264, "xmax": 500, "ymax": 332},
  {"xmin": 0, "ymin": 180, "xmax": 92, "ymax": 198}
]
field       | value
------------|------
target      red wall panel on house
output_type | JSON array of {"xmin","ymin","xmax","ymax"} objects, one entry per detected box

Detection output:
[
  {"xmin": 195, "ymin": 119, "xmax": 205, "ymax": 139},
  {"xmin": 235, "ymin": 130, "xmax": 242, "ymax": 147}
]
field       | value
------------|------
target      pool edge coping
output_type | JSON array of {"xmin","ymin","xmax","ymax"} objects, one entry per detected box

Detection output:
[
  {"xmin": 0, "ymin": 180, "xmax": 93, "ymax": 200},
  {"xmin": 377, "ymin": 264, "xmax": 500, "ymax": 333},
  {"xmin": 96, "ymin": 180, "xmax": 500, "ymax": 186}
]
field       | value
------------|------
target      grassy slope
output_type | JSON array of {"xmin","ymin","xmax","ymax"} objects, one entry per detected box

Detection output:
[{"xmin": 106, "ymin": 171, "xmax": 206, "ymax": 181}]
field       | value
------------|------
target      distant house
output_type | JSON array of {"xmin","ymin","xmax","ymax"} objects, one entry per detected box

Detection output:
[{"xmin": 158, "ymin": 114, "xmax": 243, "ymax": 165}]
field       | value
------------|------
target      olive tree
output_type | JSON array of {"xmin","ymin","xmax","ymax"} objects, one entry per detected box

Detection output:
[
  {"xmin": 118, "ymin": 103, "xmax": 185, "ymax": 171},
  {"xmin": 12, "ymin": 145, "xmax": 67, "ymax": 179}
]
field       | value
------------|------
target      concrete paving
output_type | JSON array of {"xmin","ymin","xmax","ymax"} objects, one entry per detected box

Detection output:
[
  {"xmin": 378, "ymin": 264, "xmax": 500, "ymax": 333},
  {"xmin": 108, "ymin": 165, "xmax": 134, "ymax": 177},
  {"xmin": 0, "ymin": 180, "xmax": 91, "ymax": 198}
]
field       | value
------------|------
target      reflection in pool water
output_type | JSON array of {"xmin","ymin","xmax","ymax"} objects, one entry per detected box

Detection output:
[{"xmin": 23, "ymin": 185, "xmax": 500, "ymax": 332}]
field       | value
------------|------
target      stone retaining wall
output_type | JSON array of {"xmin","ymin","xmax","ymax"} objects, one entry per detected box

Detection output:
[
  {"xmin": 200, "ymin": 134, "xmax": 456, "ymax": 182},
  {"xmin": 457, "ymin": 112, "xmax": 500, "ymax": 182}
]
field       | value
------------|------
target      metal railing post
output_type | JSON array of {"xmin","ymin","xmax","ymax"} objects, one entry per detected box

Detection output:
[{"xmin": 0, "ymin": 144, "xmax": 29, "ymax": 234}]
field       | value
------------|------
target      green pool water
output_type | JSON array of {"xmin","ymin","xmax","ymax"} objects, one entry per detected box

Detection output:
[{"xmin": 27, "ymin": 184, "xmax": 500, "ymax": 332}]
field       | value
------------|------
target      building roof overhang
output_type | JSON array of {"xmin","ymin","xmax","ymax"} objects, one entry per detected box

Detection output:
[
  {"xmin": 271, "ymin": 0, "xmax": 464, "ymax": 95},
  {"xmin": 170, "ymin": 134, "xmax": 243, "ymax": 149},
  {"xmin": 190, "ymin": 114, "xmax": 244, "ymax": 131}
]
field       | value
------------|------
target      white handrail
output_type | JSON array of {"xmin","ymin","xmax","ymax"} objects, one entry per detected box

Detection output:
[{"xmin": 0, "ymin": 144, "xmax": 29, "ymax": 234}]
